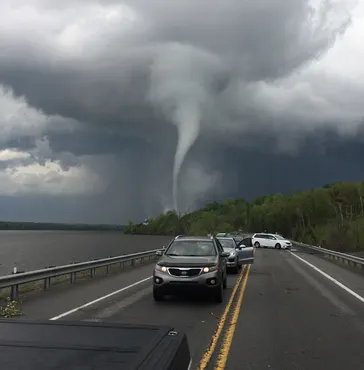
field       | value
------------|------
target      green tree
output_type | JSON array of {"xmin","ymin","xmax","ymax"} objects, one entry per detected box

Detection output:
[{"xmin": 125, "ymin": 180, "xmax": 364, "ymax": 252}]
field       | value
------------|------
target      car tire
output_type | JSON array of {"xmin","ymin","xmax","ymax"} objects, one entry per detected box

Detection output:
[
  {"xmin": 214, "ymin": 283, "xmax": 223, "ymax": 303},
  {"xmin": 153, "ymin": 288, "xmax": 164, "ymax": 301},
  {"xmin": 275, "ymin": 243, "xmax": 281, "ymax": 249},
  {"xmin": 223, "ymin": 274, "xmax": 227, "ymax": 289},
  {"xmin": 254, "ymin": 242, "xmax": 260, "ymax": 248}
]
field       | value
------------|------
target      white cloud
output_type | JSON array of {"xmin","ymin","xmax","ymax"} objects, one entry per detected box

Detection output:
[
  {"xmin": 0, "ymin": 157, "xmax": 104, "ymax": 196},
  {"xmin": 213, "ymin": 1, "xmax": 364, "ymax": 144},
  {"xmin": 0, "ymin": 1, "xmax": 142, "ymax": 65},
  {"xmin": 0, "ymin": 84, "xmax": 79, "ymax": 144},
  {"xmin": 0, "ymin": 85, "xmax": 48, "ymax": 143},
  {"xmin": 0, "ymin": 149, "xmax": 30, "ymax": 161},
  {"xmin": 0, "ymin": 83, "xmax": 103, "ymax": 197},
  {"xmin": 255, "ymin": 1, "xmax": 364, "ymax": 129}
]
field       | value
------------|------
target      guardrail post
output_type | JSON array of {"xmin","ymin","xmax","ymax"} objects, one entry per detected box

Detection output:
[
  {"xmin": 10, "ymin": 267, "xmax": 19, "ymax": 301},
  {"xmin": 131, "ymin": 259, "xmax": 135, "ymax": 267},
  {"xmin": 70, "ymin": 272, "xmax": 76, "ymax": 284},
  {"xmin": 106, "ymin": 265, "xmax": 110, "ymax": 274},
  {"xmin": 90, "ymin": 268, "xmax": 95, "ymax": 278},
  {"xmin": 44, "ymin": 277, "xmax": 51, "ymax": 290},
  {"xmin": 44, "ymin": 265, "xmax": 54, "ymax": 290}
]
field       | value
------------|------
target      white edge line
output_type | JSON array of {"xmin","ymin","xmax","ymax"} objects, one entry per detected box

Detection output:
[
  {"xmin": 49, "ymin": 276, "xmax": 152, "ymax": 320},
  {"xmin": 187, "ymin": 358, "xmax": 192, "ymax": 370},
  {"xmin": 289, "ymin": 251, "xmax": 364, "ymax": 304}
]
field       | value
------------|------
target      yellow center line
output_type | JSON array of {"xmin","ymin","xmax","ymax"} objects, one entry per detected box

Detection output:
[
  {"xmin": 214, "ymin": 264, "xmax": 251, "ymax": 370},
  {"xmin": 198, "ymin": 265, "xmax": 246, "ymax": 370}
]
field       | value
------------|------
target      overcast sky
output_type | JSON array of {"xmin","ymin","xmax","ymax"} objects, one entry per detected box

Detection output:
[{"xmin": 1, "ymin": 0, "xmax": 364, "ymax": 224}]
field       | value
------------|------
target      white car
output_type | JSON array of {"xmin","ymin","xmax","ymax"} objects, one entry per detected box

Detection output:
[{"xmin": 251, "ymin": 233, "xmax": 292, "ymax": 249}]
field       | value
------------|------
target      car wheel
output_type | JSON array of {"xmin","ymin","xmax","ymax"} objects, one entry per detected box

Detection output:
[
  {"xmin": 275, "ymin": 243, "xmax": 281, "ymax": 249},
  {"xmin": 214, "ymin": 283, "xmax": 223, "ymax": 303},
  {"xmin": 223, "ymin": 274, "xmax": 227, "ymax": 289},
  {"xmin": 153, "ymin": 288, "xmax": 164, "ymax": 301},
  {"xmin": 254, "ymin": 242, "xmax": 260, "ymax": 248}
]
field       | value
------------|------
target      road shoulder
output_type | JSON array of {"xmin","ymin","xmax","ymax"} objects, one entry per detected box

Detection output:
[
  {"xmin": 291, "ymin": 248, "xmax": 364, "ymax": 297},
  {"xmin": 18, "ymin": 264, "xmax": 154, "ymax": 319}
]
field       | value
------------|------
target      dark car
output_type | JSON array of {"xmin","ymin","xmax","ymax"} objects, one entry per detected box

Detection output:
[
  {"xmin": 0, "ymin": 319, "xmax": 192, "ymax": 370},
  {"xmin": 153, "ymin": 235, "xmax": 229, "ymax": 303}
]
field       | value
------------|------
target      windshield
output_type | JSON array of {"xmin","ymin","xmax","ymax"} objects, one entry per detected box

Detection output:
[
  {"xmin": 217, "ymin": 239, "xmax": 235, "ymax": 249},
  {"xmin": 166, "ymin": 240, "xmax": 217, "ymax": 256}
]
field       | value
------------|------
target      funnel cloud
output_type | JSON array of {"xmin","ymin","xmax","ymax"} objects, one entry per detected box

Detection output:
[
  {"xmin": 148, "ymin": 44, "xmax": 224, "ymax": 212},
  {"xmin": 0, "ymin": 0, "xmax": 364, "ymax": 223}
]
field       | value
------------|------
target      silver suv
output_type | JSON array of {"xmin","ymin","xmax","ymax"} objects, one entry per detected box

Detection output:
[{"xmin": 153, "ymin": 235, "xmax": 229, "ymax": 303}]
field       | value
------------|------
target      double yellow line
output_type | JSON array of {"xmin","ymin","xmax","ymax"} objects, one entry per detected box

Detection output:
[{"xmin": 198, "ymin": 264, "xmax": 251, "ymax": 370}]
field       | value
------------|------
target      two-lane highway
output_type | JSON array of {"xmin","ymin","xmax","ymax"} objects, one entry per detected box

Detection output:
[{"xmin": 19, "ymin": 248, "xmax": 364, "ymax": 369}]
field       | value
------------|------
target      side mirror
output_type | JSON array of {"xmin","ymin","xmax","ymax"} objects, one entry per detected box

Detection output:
[
  {"xmin": 221, "ymin": 251, "xmax": 230, "ymax": 258},
  {"xmin": 239, "ymin": 244, "xmax": 247, "ymax": 249},
  {"xmin": 156, "ymin": 250, "xmax": 163, "ymax": 256}
]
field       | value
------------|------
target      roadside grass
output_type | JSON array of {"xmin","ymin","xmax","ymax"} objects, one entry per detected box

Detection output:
[
  {"xmin": 0, "ymin": 297, "xmax": 22, "ymax": 318},
  {"xmin": 0, "ymin": 258, "xmax": 156, "ymax": 317}
]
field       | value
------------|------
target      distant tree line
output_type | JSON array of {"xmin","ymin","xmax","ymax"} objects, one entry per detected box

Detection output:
[
  {"xmin": 124, "ymin": 181, "xmax": 364, "ymax": 252},
  {"xmin": 0, "ymin": 221, "xmax": 125, "ymax": 231}
]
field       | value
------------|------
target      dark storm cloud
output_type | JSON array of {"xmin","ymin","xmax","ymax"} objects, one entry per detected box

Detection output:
[
  {"xmin": 0, "ymin": 0, "xmax": 353, "ymax": 129},
  {"xmin": 0, "ymin": 0, "xmax": 362, "ymax": 222}
]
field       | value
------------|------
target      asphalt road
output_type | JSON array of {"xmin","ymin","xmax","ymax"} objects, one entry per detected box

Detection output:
[{"xmin": 18, "ymin": 248, "xmax": 364, "ymax": 370}]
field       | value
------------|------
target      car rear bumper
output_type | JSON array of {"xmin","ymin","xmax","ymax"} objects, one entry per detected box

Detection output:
[{"xmin": 227, "ymin": 260, "xmax": 238, "ymax": 268}]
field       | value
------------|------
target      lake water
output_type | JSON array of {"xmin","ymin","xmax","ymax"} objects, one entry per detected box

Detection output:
[{"xmin": 0, "ymin": 231, "xmax": 171, "ymax": 276}]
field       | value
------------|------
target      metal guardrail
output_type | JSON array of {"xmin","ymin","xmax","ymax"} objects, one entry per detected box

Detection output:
[
  {"xmin": 0, "ymin": 249, "xmax": 161, "ymax": 301},
  {"xmin": 292, "ymin": 242, "xmax": 364, "ymax": 270}
]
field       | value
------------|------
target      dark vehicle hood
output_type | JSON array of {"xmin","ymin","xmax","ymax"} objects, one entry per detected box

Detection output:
[{"xmin": 158, "ymin": 255, "xmax": 218, "ymax": 267}]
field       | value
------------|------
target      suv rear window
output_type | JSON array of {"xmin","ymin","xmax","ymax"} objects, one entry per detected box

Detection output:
[
  {"xmin": 166, "ymin": 240, "xmax": 217, "ymax": 256},
  {"xmin": 217, "ymin": 239, "xmax": 235, "ymax": 249}
]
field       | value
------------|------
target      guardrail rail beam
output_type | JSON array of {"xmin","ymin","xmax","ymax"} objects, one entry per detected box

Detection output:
[{"xmin": 0, "ymin": 249, "xmax": 162, "ymax": 301}]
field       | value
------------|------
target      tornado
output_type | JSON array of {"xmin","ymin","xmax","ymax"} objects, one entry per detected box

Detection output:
[{"xmin": 172, "ymin": 104, "xmax": 201, "ymax": 213}]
